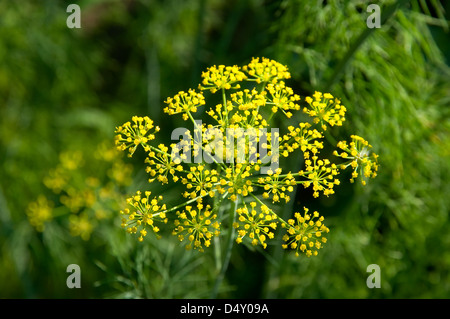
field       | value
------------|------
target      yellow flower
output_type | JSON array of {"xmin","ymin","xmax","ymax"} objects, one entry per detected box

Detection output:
[
  {"xmin": 114, "ymin": 58, "xmax": 380, "ymax": 259},
  {"xmin": 214, "ymin": 163, "xmax": 255, "ymax": 200},
  {"xmin": 181, "ymin": 165, "xmax": 218, "ymax": 199},
  {"xmin": 145, "ymin": 144, "xmax": 183, "ymax": 184},
  {"xmin": 303, "ymin": 91, "xmax": 346, "ymax": 131},
  {"xmin": 282, "ymin": 207, "xmax": 329, "ymax": 257},
  {"xmin": 280, "ymin": 122, "xmax": 323, "ymax": 156},
  {"xmin": 199, "ymin": 65, "xmax": 247, "ymax": 93},
  {"xmin": 334, "ymin": 135, "xmax": 379, "ymax": 184},
  {"xmin": 234, "ymin": 202, "xmax": 278, "ymax": 249},
  {"xmin": 254, "ymin": 168, "xmax": 296, "ymax": 203},
  {"xmin": 120, "ymin": 190, "xmax": 168, "ymax": 241},
  {"xmin": 172, "ymin": 202, "xmax": 220, "ymax": 252},
  {"xmin": 230, "ymin": 88, "xmax": 266, "ymax": 111},
  {"xmin": 242, "ymin": 57, "xmax": 291, "ymax": 84},
  {"xmin": 164, "ymin": 89, "xmax": 205, "ymax": 120},
  {"xmin": 299, "ymin": 152, "xmax": 340, "ymax": 198},
  {"xmin": 265, "ymin": 81, "xmax": 300, "ymax": 118},
  {"xmin": 115, "ymin": 116, "xmax": 160, "ymax": 157}
]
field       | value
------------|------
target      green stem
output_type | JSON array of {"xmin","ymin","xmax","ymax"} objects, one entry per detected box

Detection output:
[
  {"xmin": 222, "ymin": 87, "xmax": 229, "ymax": 127},
  {"xmin": 210, "ymin": 197, "xmax": 239, "ymax": 298},
  {"xmin": 212, "ymin": 191, "xmax": 229, "ymax": 273},
  {"xmin": 158, "ymin": 194, "xmax": 207, "ymax": 216},
  {"xmin": 141, "ymin": 142, "xmax": 169, "ymax": 156}
]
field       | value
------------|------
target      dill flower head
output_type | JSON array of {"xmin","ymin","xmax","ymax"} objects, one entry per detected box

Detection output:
[
  {"xmin": 265, "ymin": 81, "xmax": 300, "ymax": 118},
  {"xmin": 145, "ymin": 143, "xmax": 183, "ymax": 184},
  {"xmin": 199, "ymin": 65, "xmax": 247, "ymax": 93},
  {"xmin": 120, "ymin": 190, "xmax": 168, "ymax": 241},
  {"xmin": 215, "ymin": 163, "xmax": 256, "ymax": 201},
  {"xmin": 282, "ymin": 207, "xmax": 329, "ymax": 257},
  {"xmin": 115, "ymin": 116, "xmax": 160, "ymax": 157},
  {"xmin": 300, "ymin": 152, "xmax": 340, "ymax": 198},
  {"xmin": 242, "ymin": 57, "xmax": 291, "ymax": 84},
  {"xmin": 334, "ymin": 135, "xmax": 379, "ymax": 185},
  {"xmin": 164, "ymin": 89, "xmax": 205, "ymax": 120},
  {"xmin": 280, "ymin": 122, "xmax": 323, "ymax": 157},
  {"xmin": 230, "ymin": 88, "xmax": 267, "ymax": 112},
  {"xmin": 172, "ymin": 202, "xmax": 220, "ymax": 252},
  {"xmin": 233, "ymin": 202, "xmax": 278, "ymax": 249},
  {"xmin": 303, "ymin": 92, "xmax": 346, "ymax": 131},
  {"xmin": 114, "ymin": 57, "xmax": 380, "ymax": 258},
  {"xmin": 181, "ymin": 165, "xmax": 218, "ymax": 199},
  {"xmin": 254, "ymin": 168, "xmax": 296, "ymax": 203}
]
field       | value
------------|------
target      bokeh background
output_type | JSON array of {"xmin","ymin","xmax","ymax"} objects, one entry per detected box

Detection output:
[{"xmin": 0, "ymin": 0, "xmax": 449, "ymax": 298}]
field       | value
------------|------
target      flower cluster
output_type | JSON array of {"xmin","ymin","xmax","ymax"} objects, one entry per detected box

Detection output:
[
  {"xmin": 280, "ymin": 122, "xmax": 323, "ymax": 157},
  {"xmin": 163, "ymin": 89, "xmax": 206, "ymax": 120},
  {"xmin": 334, "ymin": 135, "xmax": 379, "ymax": 185},
  {"xmin": 304, "ymin": 92, "xmax": 346, "ymax": 131},
  {"xmin": 114, "ymin": 57, "xmax": 379, "ymax": 257},
  {"xmin": 234, "ymin": 202, "xmax": 278, "ymax": 249},
  {"xmin": 145, "ymin": 144, "xmax": 183, "ymax": 184},
  {"xmin": 300, "ymin": 152, "xmax": 340, "ymax": 198},
  {"xmin": 181, "ymin": 165, "xmax": 218, "ymax": 199},
  {"xmin": 120, "ymin": 190, "xmax": 168, "ymax": 241},
  {"xmin": 115, "ymin": 116, "xmax": 160, "ymax": 157},
  {"xmin": 282, "ymin": 207, "xmax": 329, "ymax": 257},
  {"xmin": 27, "ymin": 195, "xmax": 53, "ymax": 232},
  {"xmin": 254, "ymin": 169, "xmax": 296, "ymax": 203},
  {"xmin": 172, "ymin": 202, "xmax": 220, "ymax": 252},
  {"xmin": 242, "ymin": 57, "xmax": 291, "ymax": 84},
  {"xmin": 27, "ymin": 141, "xmax": 132, "ymax": 240},
  {"xmin": 265, "ymin": 81, "xmax": 300, "ymax": 118},
  {"xmin": 199, "ymin": 65, "xmax": 247, "ymax": 93}
]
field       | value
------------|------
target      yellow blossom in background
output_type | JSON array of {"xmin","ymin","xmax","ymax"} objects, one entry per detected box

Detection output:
[
  {"xmin": 27, "ymin": 195, "xmax": 54, "ymax": 232},
  {"xmin": 27, "ymin": 141, "xmax": 132, "ymax": 240},
  {"xmin": 43, "ymin": 167, "xmax": 68, "ymax": 194},
  {"xmin": 69, "ymin": 213, "xmax": 94, "ymax": 241}
]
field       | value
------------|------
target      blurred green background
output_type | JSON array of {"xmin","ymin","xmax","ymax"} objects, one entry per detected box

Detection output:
[{"xmin": 0, "ymin": 0, "xmax": 449, "ymax": 298}]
